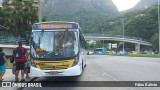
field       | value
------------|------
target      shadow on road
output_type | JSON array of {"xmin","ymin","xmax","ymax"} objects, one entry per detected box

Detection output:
[{"xmin": 44, "ymin": 76, "xmax": 81, "ymax": 81}]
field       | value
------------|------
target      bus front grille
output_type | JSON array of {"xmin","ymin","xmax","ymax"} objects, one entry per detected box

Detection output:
[
  {"xmin": 34, "ymin": 60, "xmax": 74, "ymax": 70},
  {"xmin": 40, "ymin": 65, "xmax": 69, "ymax": 70}
]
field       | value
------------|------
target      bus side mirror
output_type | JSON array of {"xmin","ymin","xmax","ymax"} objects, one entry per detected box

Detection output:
[{"xmin": 30, "ymin": 33, "xmax": 33, "ymax": 46}]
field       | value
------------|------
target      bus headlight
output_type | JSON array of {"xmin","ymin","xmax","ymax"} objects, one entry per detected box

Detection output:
[{"xmin": 72, "ymin": 57, "xmax": 79, "ymax": 66}]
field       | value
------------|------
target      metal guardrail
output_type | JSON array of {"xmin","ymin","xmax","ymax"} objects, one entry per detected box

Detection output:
[{"xmin": 0, "ymin": 36, "xmax": 28, "ymax": 45}]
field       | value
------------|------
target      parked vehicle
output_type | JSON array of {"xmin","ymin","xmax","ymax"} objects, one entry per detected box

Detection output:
[
  {"xmin": 87, "ymin": 51, "xmax": 94, "ymax": 55},
  {"xmin": 94, "ymin": 48, "xmax": 107, "ymax": 55},
  {"xmin": 117, "ymin": 50, "xmax": 128, "ymax": 55}
]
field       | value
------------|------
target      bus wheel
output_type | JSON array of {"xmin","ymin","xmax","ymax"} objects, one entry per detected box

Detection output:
[
  {"xmin": 82, "ymin": 61, "xmax": 84, "ymax": 70},
  {"xmin": 84, "ymin": 63, "xmax": 86, "ymax": 67}
]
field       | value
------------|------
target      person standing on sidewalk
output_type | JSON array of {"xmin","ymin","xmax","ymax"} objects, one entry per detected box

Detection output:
[
  {"xmin": 25, "ymin": 50, "xmax": 31, "ymax": 79},
  {"xmin": 25, "ymin": 31, "xmax": 30, "ymax": 45},
  {"xmin": 0, "ymin": 48, "xmax": 7, "ymax": 81},
  {"xmin": 13, "ymin": 41, "xmax": 27, "ymax": 81},
  {"xmin": 18, "ymin": 35, "xmax": 22, "ymax": 42}
]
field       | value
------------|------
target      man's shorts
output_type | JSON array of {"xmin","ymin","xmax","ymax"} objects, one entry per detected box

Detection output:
[
  {"xmin": 0, "ymin": 64, "xmax": 6, "ymax": 73},
  {"xmin": 16, "ymin": 62, "xmax": 25, "ymax": 70}
]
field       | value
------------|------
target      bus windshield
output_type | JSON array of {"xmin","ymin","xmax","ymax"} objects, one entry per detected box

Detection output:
[{"xmin": 31, "ymin": 30, "xmax": 79, "ymax": 59}]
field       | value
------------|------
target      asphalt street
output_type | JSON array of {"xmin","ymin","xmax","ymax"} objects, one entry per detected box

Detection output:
[
  {"xmin": 30, "ymin": 55, "xmax": 160, "ymax": 81},
  {"xmin": 2, "ymin": 55, "xmax": 160, "ymax": 90}
]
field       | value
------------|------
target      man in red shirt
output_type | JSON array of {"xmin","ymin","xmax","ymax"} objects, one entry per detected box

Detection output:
[{"xmin": 13, "ymin": 41, "xmax": 27, "ymax": 81}]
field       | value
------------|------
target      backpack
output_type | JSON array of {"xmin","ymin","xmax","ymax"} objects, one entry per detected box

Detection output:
[
  {"xmin": 10, "ymin": 54, "xmax": 14, "ymax": 63},
  {"xmin": 15, "ymin": 47, "xmax": 23, "ymax": 59}
]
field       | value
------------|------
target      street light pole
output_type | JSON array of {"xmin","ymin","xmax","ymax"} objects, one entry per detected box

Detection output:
[
  {"xmin": 102, "ymin": 28, "xmax": 104, "ymax": 48},
  {"xmin": 38, "ymin": 0, "xmax": 42, "ymax": 22},
  {"xmin": 122, "ymin": 19, "xmax": 125, "ymax": 54},
  {"xmin": 158, "ymin": 0, "xmax": 160, "ymax": 53}
]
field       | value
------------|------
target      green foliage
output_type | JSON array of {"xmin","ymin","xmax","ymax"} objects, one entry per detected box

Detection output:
[
  {"xmin": 41, "ymin": 0, "xmax": 118, "ymax": 34},
  {"xmin": 151, "ymin": 33, "xmax": 159, "ymax": 51},
  {"xmin": 42, "ymin": 17, "xmax": 47, "ymax": 22},
  {"xmin": 125, "ymin": 5, "xmax": 158, "ymax": 40},
  {"xmin": 86, "ymin": 40, "xmax": 96, "ymax": 50},
  {"xmin": 124, "ymin": 5, "xmax": 159, "ymax": 50},
  {"xmin": 49, "ymin": 10, "xmax": 110, "ymax": 34},
  {"xmin": 6, "ymin": 58, "xmax": 12, "ymax": 69},
  {"xmin": 0, "ymin": 0, "xmax": 38, "ymax": 36},
  {"xmin": 113, "ymin": 54, "xmax": 160, "ymax": 58},
  {"xmin": 128, "ymin": 54, "xmax": 160, "ymax": 58},
  {"xmin": 84, "ymin": 5, "xmax": 160, "ymax": 50},
  {"xmin": 95, "ymin": 41, "xmax": 103, "ymax": 48},
  {"xmin": 0, "ymin": 0, "xmax": 158, "ymax": 51},
  {"xmin": 85, "ymin": 42, "xmax": 96, "ymax": 50}
]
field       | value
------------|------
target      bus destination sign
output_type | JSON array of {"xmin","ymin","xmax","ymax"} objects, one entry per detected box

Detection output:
[
  {"xmin": 40, "ymin": 24, "xmax": 73, "ymax": 29},
  {"xmin": 32, "ymin": 23, "xmax": 79, "ymax": 30}
]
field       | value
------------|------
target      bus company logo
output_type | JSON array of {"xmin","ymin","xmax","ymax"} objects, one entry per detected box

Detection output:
[
  {"xmin": 39, "ymin": 63, "xmax": 45, "ymax": 66},
  {"xmin": 52, "ymin": 65, "xmax": 56, "ymax": 69},
  {"xmin": 2, "ymin": 82, "xmax": 12, "ymax": 87}
]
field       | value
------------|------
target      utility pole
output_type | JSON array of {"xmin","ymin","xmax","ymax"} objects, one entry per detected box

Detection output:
[
  {"xmin": 158, "ymin": 0, "xmax": 160, "ymax": 53},
  {"xmin": 122, "ymin": 19, "xmax": 125, "ymax": 54},
  {"xmin": 38, "ymin": 0, "xmax": 43, "ymax": 22},
  {"xmin": 102, "ymin": 28, "xmax": 104, "ymax": 48}
]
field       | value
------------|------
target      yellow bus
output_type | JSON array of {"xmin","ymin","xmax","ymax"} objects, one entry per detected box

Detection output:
[{"xmin": 30, "ymin": 21, "xmax": 87, "ymax": 77}]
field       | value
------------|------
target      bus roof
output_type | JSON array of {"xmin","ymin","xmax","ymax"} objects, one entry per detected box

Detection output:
[{"xmin": 33, "ymin": 21, "xmax": 78, "ymax": 25}]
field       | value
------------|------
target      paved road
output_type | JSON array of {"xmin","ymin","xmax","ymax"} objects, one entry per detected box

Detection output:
[{"xmin": 2, "ymin": 55, "xmax": 160, "ymax": 90}]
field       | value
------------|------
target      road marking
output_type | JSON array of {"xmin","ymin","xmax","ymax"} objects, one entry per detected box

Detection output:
[
  {"xmin": 101, "ymin": 71, "xmax": 135, "ymax": 90},
  {"xmin": 102, "ymin": 71, "xmax": 118, "ymax": 81},
  {"xmin": 128, "ymin": 87, "xmax": 135, "ymax": 90}
]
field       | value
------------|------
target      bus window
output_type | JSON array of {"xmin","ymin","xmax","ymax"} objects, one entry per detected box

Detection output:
[{"xmin": 32, "ymin": 31, "xmax": 79, "ymax": 59}]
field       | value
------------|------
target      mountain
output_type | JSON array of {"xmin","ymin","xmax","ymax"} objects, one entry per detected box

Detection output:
[
  {"xmin": 40, "ymin": 0, "xmax": 118, "ymax": 33},
  {"xmin": 41, "ymin": 0, "xmax": 118, "ymax": 18},
  {"xmin": 133, "ymin": 0, "xmax": 157, "ymax": 10}
]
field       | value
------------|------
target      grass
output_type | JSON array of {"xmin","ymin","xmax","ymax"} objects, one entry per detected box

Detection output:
[
  {"xmin": 6, "ymin": 58, "xmax": 12, "ymax": 69},
  {"xmin": 111, "ymin": 54, "xmax": 160, "ymax": 58},
  {"xmin": 128, "ymin": 54, "xmax": 160, "ymax": 58}
]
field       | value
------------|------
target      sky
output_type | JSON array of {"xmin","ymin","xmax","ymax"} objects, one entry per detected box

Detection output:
[
  {"xmin": 0, "ymin": 0, "xmax": 141, "ymax": 11},
  {"xmin": 112, "ymin": 0, "xmax": 141, "ymax": 11},
  {"xmin": 0, "ymin": 0, "xmax": 2, "ymax": 7}
]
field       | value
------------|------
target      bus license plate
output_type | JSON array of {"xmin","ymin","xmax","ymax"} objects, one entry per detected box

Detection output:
[{"xmin": 49, "ymin": 71, "xmax": 58, "ymax": 75}]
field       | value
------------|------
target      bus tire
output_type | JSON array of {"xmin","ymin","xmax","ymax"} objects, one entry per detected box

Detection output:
[
  {"xmin": 82, "ymin": 60, "xmax": 84, "ymax": 70},
  {"xmin": 84, "ymin": 63, "xmax": 86, "ymax": 67}
]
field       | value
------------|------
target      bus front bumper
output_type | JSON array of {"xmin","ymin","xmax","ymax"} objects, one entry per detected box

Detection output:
[{"xmin": 30, "ymin": 64, "xmax": 82, "ymax": 77}]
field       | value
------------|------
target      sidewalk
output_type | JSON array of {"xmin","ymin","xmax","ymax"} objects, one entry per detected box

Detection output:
[
  {"xmin": 3, "ymin": 69, "xmax": 33, "ymax": 81},
  {"xmin": 0, "ymin": 69, "xmax": 34, "ymax": 90}
]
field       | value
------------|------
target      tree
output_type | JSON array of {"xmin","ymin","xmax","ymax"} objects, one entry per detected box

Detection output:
[
  {"xmin": 1, "ymin": 0, "xmax": 38, "ymax": 36},
  {"xmin": 125, "ymin": 5, "xmax": 158, "ymax": 40},
  {"xmin": 151, "ymin": 33, "xmax": 159, "ymax": 51},
  {"xmin": 86, "ymin": 41, "xmax": 96, "ymax": 50}
]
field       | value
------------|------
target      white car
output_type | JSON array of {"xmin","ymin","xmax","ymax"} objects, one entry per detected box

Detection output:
[{"xmin": 87, "ymin": 51, "xmax": 94, "ymax": 55}]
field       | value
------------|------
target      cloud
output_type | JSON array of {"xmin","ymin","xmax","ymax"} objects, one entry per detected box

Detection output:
[{"xmin": 112, "ymin": 0, "xmax": 140, "ymax": 11}]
